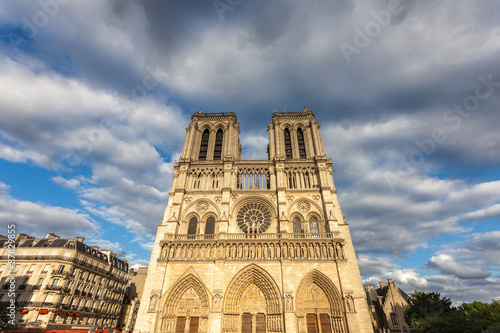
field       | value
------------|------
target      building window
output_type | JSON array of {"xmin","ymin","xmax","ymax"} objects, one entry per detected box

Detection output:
[
  {"xmin": 390, "ymin": 313, "xmax": 398, "ymax": 327},
  {"xmin": 198, "ymin": 129, "xmax": 210, "ymax": 161},
  {"xmin": 188, "ymin": 217, "xmax": 198, "ymax": 236},
  {"xmin": 297, "ymin": 128, "xmax": 306, "ymax": 158},
  {"xmin": 42, "ymin": 264, "xmax": 50, "ymax": 273},
  {"xmin": 309, "ymin": 217, "xmax": 319, "ymax": 233},
  {"xmin": 36, "ymin": 278, "xmax": 44, "ymax": 287},
  {"xmin": 56, "ymin": 265, "xmax": 65, "ymax": 274},
  {"xmin": 51, "ymin": 279, "xmax": 60, "ymax": 288},
  {"xmin": 284, "ymin": 128, "xmax": 292, "ymax": 159},
  {"xmin": 213, "ymin": 129, "xmax": 223, "ymax": 160},
  {"xmin": 293, "ymin": 218, "xmax": 302, "ymax": 234},
  {"xmin": 205, "ymin": 217, "xmax": 215, "ymax": 236}
]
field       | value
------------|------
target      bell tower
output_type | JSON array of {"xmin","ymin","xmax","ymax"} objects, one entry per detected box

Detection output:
[{"xmin": 134, "ymin": 109, "xmax": 373, "ymax": 333}]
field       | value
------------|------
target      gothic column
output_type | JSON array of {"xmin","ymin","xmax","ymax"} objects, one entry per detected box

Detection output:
[
  {"xmin": 207, "ymin": 128, "xmax": 216, "ymax": 161},
  {"xmin": 268, "ymin": 122, "xmax": 275, "ymax": 159},
  {"xmin": 305, "ymin": 125, "xmax": 315, "ymax": 158},
  {"xmin": 291, "ymin": 128, "xmax": 300, "ymax": 159}
]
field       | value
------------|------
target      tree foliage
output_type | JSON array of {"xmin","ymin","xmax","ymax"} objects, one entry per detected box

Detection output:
[{"xmin": 404, "ymin": 291, "xmax": 500, "ymax": 333}]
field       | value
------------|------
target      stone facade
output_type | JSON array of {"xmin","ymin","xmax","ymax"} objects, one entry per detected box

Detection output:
[
  {"xmin": 134, "ymin": 109, "xmax": 373, "ymax": 333},
  {"xmin": 0, "ymin": 233, "xmax": 129, "ymax": 330},
  {"xmin": 365, "ymin": 280, "xmax": 411, "ymax": 333}
]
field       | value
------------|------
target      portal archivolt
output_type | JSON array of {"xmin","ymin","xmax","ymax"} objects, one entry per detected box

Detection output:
[
  {"xmin": 159, "ymin": 272, "xmax": 210, "ymax": 333},
  {"xmin": 223, "ymin": 264, "xmax": 283, "ymax": 333},
  {"xmin": 296, "ymin": 270, "xmax": 345, "ymax": 333}
]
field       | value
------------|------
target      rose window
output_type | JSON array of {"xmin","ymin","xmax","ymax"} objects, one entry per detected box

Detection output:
[{"xmin": 236, "ymin": 203, "xmax": 271, "ymax": 233}]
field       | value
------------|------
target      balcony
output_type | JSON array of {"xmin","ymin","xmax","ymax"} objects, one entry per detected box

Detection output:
[{"xmin": 164, "ymin": 232, "xmax": 340, "ymax": 241}]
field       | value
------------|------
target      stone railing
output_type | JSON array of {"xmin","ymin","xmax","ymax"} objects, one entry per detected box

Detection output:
[{"xmin": 164, "ymin": 232, "xmax": 339, "ymax": 241}]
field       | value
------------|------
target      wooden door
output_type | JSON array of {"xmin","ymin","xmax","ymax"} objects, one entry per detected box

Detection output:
[
  {"xmin": 242, "ymin": 313, "xmax": 252, "ymax": 333},
  {"xmin": 256, "ymin": 313, "xmax": 266, "ymax": 333},
  {"xmin": 175, "ymin": 317, "xmax": 186, "ymax": 333},
  {"xmin": 306, "ymin": 313, "xmax": 318, "ymax": 333},
  {"xmin": 320, "ymin": 314, "xmax": 332, "ymax": 333},
  {"xmin": 189, "ymin": 317, "xmax": 199, "ymax": 333}
]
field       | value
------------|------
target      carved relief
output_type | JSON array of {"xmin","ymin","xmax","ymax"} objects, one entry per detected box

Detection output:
[
  {"xmin": 212, "ymin": 294, "xmax": 222, "ymax": 312},
  {"xmin": 196, "ymin": 200, "xmax": 209, "ymax": 212},
  {"xmin": 297, "ymin": 200, "xmax": 311, "ymax": 213},
  {"xmin": 345, "ymin": 294, "xmax": 355, "ymax": 313},
  {"xmin": 160, "ymin": 241, "xmax": 346, "ymax": 262},
  {"xmin": 214, "ymin": 196, "xmax": 222, "ymax": 204},
  {"xmin": 148, "ymin": 294, "xmax": 158, "ymax": 312},
  {"xmin": 286, "ymin": 195, "xmax": 294, "ymax": 203},
  {"xmin": 184, "ymin": 197, "xmax": 192, "ymax": 203},
  {"xmin": 285, "ymin": 293, "xmax": 294, "ymax": 312}
]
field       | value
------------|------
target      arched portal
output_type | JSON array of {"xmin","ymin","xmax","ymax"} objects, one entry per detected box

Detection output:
[
  {"xmin": 223, "ymin": 264, "xmax": 284, "ymax": 333},
  {"xmin": 158, "ymin": 273, "xmax": 210, "ymax": 333},
  {"xmin": 296, "ymin": 270, "xmax": 345, "ymax": 333}
]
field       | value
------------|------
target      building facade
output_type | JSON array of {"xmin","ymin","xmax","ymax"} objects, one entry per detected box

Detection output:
[
  {"xmin": 365, "ymin": 280, "xmax": 411, "ymax": 333},
  {"xmin": 0, "ymin": 233, "xmax": 130, "ymax": 331},
  {"xmin": 134, "ymin": 109, "xmax": 372, "ymax": 333},
  {"xmin": 118, "ymin": 267, "xmax": 149, "ymax": 332}
]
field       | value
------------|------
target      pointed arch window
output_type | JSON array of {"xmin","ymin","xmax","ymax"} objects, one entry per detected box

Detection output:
[
  {"xmin": 297, "ymin": 128, "xmax": 306, "ymax": 159},
  {"xmin": 284, "ymin": 128, "xmax": 293, "ymax": 159},
  {"xmin": 293, "ymin": 217, "xmax": 302, "ymax": 234},
  {"xmin": 213, "ymin": 129, "xmax": 223, "ymax": 160},
  {"xmin": 204, "ymin": 217, "xmax": 215, "ymax": 237},
  {"xmin": 198, "ymin": 129, "xmax": 210, "ymax": 160},
  {"xmin": 188, "ymin": 217, "xmax": 198, "ymax": 237},
  {"xmin": 309, "ymin": 217, "xmax": 319, "ymax": 233}
]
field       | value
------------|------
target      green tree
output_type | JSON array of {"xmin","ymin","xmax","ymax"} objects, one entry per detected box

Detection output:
[{"xmin": 405, "ymin": 291, "xmax": 500, "ymax": 333}]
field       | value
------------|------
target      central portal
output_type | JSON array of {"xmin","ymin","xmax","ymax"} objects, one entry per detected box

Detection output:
[{"xmin": 240, "ymin": 284, "xmax": 266, "ymax": 332}]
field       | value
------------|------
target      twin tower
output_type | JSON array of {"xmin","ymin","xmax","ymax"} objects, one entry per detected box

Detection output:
[{"xmin": 134, "ymin": 109, "xmax": 372, "ymax": 333}]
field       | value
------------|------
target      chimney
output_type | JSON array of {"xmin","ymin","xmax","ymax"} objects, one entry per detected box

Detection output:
[
  {"xmin": 379, "ymin": 282, "xmax": 386, "ymax": 289},
  {"xmin": 91, "ymin": 246, "xmax": 100, "ymax": 251},
  {"xmin": 46, "ymin": 233, "xmax": 60, "ymax": 239},
  {"xmin": 73, "ymin": 237, "xmax": 85, "ymax": 243},
  {"xmin": 365, "ymin": 285, "xmax": 374, "ymax": 291}
]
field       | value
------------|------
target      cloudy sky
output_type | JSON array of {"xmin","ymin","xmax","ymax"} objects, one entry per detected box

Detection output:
[{"xmin": 1, "ymin": 0, "xmax": 499, "ymax": 304}]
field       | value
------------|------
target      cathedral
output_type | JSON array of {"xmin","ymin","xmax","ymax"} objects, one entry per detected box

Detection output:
[{"xmin": 134, "ymin": 109, "xmax": 373, "ymax": 333}]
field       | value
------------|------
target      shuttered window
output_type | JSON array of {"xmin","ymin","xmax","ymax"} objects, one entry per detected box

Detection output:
[
  {"xmin": 284, "ymin": 128, "xmax": 293, "ymax": 159},
  {"xmin": 297, "ymin": 128, "xmax": 306, "ymax": 158},
  {"xmin": 213, "ymin": 129, "xmax": 223, "ymax": 160},
  {"xmin": 199, "ymin": 129, "xmax": 209, "ymax": 160}
]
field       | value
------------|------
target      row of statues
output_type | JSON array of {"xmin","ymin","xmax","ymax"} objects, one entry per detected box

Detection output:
[{"xmin": 159, "ymin": 241, "xmax": 345, "ymax": 261}]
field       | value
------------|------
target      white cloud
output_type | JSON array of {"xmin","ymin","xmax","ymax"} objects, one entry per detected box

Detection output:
[
  {"xmin": 0, "ymin": 181, "xmax": 98, "ymax": 237},
  {"xmin": 426, "ymin": 254, "xmax": 491, "ymax": 279}
]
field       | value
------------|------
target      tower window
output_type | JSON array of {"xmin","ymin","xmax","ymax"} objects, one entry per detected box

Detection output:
[
  {"xmin": 284, "ymin": 128, "xmax": 292, "ymax": 159},
  {"xmin": 297, "ymin": 128, "xmax": 306, "ymax": 159},
  {"xmin": 213, "ymin": 129, "xmax": 223, "ymax": 160},
  {"xmin": 198, "ymin": 129, "xmax": 210, "ymax": 161}
]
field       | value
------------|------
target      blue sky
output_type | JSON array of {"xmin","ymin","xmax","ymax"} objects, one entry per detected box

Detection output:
[{"xmin": 0, "ymin": 0, "xmax": 499, "ymax": 304}]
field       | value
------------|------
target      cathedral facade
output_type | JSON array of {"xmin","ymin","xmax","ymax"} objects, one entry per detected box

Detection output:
[{"xmin": 134, "ymin": 109, "xmax": 372, "ymax": 333}]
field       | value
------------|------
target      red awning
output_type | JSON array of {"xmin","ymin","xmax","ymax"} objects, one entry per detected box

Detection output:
[
  {"xmin": 75, "ymin": 312, "xmax": 80, "ymax": 316},
  {"xmin": 68, "ymin": 312, "xmax": 74, "ymax": 315},
  {"xmin": 39, "ymin": 309, "xmax": 48, "ymax": 314},
  {"xmin": 55, "ymin": 310, "xmax": 63, "ymax": 315},
  {"xmin": 21, "ymin": 309, "xmax": 29, "ymax": 314}
]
